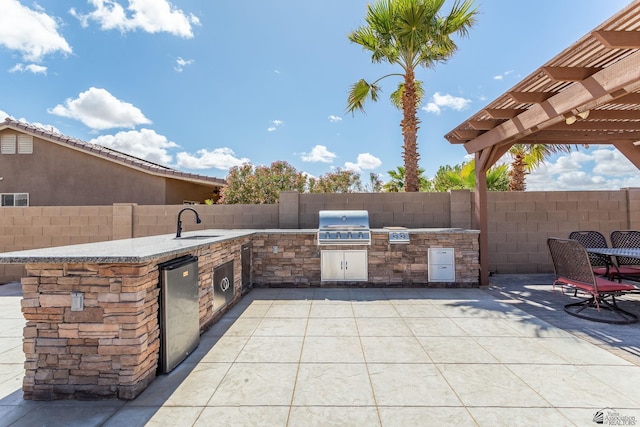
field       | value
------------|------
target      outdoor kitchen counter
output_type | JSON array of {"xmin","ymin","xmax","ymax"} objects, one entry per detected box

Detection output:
[
  {"xmin": 1, "ymin": 227, "xmax": 478, "ymax": 401},
  {"xmin": 0, "ymin": 228, "xmax": 476, "ymax": 264}
]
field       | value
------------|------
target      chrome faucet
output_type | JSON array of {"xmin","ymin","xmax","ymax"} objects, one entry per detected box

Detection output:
[{"xmin": 176, "ymin": 207, "xmax": 202, "ymax": 238}]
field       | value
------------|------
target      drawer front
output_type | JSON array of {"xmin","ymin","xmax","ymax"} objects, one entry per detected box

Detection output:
[
  {"xmin": 429, "ymin": 248, "xmax": 454, "ymax": 264},
  {"xmin": 429, "ymin": 264, "xmax": 455, "ymax": 282}
]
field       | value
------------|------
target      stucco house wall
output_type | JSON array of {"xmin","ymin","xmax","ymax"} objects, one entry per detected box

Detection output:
[{"xmin": 0, "ymin": 119, "xmax": 225, "ymax": 207}]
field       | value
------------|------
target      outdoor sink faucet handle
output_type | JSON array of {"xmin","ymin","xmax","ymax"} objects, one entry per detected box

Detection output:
[{"xmin": 176, "ymin": 207, "xmax": 202, "ymax": 238}]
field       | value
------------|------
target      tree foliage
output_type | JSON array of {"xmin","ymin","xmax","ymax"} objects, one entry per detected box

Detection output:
[
  {"xmin": 383, "ymin": 166, "xmax": 432, "ymax": 192},
  {"xmin": 218, "ymin": 161, "xmax": 307, "ymax": 204},
  {"xmin": 433, "ymin": 160, "xmax": 508, "ymax": 192},
  {"xmin": 347, "ymin": 0, "xmax": 477, "ymax": 192},
  {"xmin": 219, "ymin": 162, "xmax": 377, "ymax": 204},
  {"xmin": 507, "ymin": 143, "xmax": 573, "ymax": 191}
]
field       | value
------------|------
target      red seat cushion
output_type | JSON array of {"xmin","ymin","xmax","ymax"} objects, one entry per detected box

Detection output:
[{"xmin": 557, "ymin": 276, "xmax": 636, "ymax": 293}]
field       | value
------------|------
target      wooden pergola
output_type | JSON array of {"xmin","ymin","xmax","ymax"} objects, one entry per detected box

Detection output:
[{"xmin": 445, "ymin": 1, "xmax": 640, "ymax": 286}]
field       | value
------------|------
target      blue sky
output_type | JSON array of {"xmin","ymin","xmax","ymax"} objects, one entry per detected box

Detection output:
[{"xmin": 2, "ymin": 0, "xmax": 640, "ymax": 191}]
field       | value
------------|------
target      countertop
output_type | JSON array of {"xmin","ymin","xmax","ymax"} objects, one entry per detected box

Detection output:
[{"xmin": 0, "ymin": 228, "xmax": 478, "ymax": 264}]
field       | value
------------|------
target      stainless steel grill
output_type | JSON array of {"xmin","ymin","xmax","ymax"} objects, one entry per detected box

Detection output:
[{"xmin": 317, "ymin": 210, "xmax": 370, "ymax": 245}]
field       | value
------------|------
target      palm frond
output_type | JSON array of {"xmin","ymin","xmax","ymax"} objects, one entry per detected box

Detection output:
[{"xmin": 346, "ymin": 79, "xmax": 381, "ymax": 114}]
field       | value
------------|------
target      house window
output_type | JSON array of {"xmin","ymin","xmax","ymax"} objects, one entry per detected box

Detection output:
[
  {"xmin": 1, "ymin": 135, "xmax": 16, "ymax": 154},
  {"xmin": 1, "ymin": 193, "xmax": 29, "ymax": 206},
  {"xmin": 0, "ymin": 134, "xmax": 33, "ymax": 154},
  {"xmin": 17, "ymin": 135, "xmax": 33, "ymax": 154}
]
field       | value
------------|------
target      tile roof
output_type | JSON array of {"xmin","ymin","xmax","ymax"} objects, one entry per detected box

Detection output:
[{"xmin": 1, "ymin": 118, "xmax": 226, "ymax": 187}]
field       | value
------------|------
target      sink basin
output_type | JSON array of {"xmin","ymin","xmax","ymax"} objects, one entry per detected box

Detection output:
[{"xmin": 175, "ymin": 235, "xmax": 220, "ymax": 240}]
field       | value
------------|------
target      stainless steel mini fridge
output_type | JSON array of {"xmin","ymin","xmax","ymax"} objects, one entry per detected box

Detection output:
[{"xmin": 158, "ymin": 255, "xmax": 200, "ymax": 374}]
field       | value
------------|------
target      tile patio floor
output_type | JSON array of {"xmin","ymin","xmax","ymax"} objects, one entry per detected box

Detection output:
[{"xmin": 0, "ymin": 275, "xmax": 639, "ymax": 426}]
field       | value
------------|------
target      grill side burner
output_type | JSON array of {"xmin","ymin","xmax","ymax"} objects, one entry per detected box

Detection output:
[
  {"xmin": 385, "ymin": 226, "xmax": 410, "ymax": 244},
  {"xmin": 317, "ymin": 210, "xmax": 371, "ymax": 245}
]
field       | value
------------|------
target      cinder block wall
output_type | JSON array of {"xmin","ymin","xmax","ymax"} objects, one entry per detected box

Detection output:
[{"xmin": 1, "ymin": 189, "xmax": 639, "ymax": 282}]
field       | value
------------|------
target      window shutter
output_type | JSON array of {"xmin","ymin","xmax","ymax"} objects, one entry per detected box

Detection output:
[
  {"xmin": 17, "ymin": 135, "xmax": 33, "ymax": 154},
  {"xmin": 1, "ymin": 135, "xmax": 16, "ymax": 154}
]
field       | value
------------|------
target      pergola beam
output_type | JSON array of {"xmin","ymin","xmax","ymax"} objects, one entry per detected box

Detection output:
[{"xmin": 593, "ymin": 30, "xmax": 640, "ymax": 48}]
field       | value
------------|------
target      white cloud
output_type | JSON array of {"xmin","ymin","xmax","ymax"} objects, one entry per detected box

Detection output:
[
  {"xmin": 0, "ymin": 0, "xmax": 72, "ymax": 61},
  {"xmin": 301, "ymin": 145, "xmax": 336, "ymax": 163},
  {"xmin": 175, "ymin": 57, "xmax": 194, "ymax": 72},
  {"xmin": 344, "ymin": 153, "xmax": 382, "ymax": 172},
  {"xmin": 493, "ymin": 70, "xmax": 514, "ymax": 80},
  {"xmin": 70, "ymin": 0, "xmax": 200, "ymax": 38},
  {"xmin": 328, "ymin": 115, "xmax": 342, "ymax": 122},
  {"xmin": 90, "ymin": 128, "xmax": 178, "ymax": 165},
  {"xmin": 526, "ymin": 148, "xmax": 640, "ymax": 190},
  {"xmin": 267, "ymin": 119, "xmax": 283, "ymax": 132},
  {"xmin": 176, "ymin": 148, "xmax": 249, "ymax": 171},
  {"xmin": 9, "ymin": 63, "xmax": 47, "ymax": 74},
  {"xmin": 422, "ymin": 92, "xmax": 471, "ymax": 115},
  {"xmin": 48, "ymin": 87, "xmax": 151, "ymax": 130},
  {"xmin": 0, "ymin": 110, "xmax": 13, "ymax": 121}
]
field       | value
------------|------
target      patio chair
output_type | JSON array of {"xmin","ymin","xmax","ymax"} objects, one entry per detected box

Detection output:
[
  {"xmin": 610, "ymin": 230, "xmax": 640, "ymax": 279},
  {"xmin": 568, "ymin": 231, "xmax": 616, "ymax": 278},
  {"xmin": 547, "ymin": 237, "xmax": 638, "ymax": 324}
]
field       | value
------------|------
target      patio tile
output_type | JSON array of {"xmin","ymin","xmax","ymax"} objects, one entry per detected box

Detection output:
[
  {"xmin": 288, "ymin": 406, "xmax": 380, "ymax": 427},
  {"xmin": 301, "ymin": 336, "xmax": 364, "ymax": 363},
  {"xmin": 236, "ymin": 336, "xmax": 303, "ymax": 363},
  {"xmin": 475, "ymin": 336, "xmax": 569, "ymax": 364},
  {"xmin": 360, "ymin": 336, "xmax": 429, "ymax": 363},
  {"xmin": 293, "ymin": 363, "xmax": 374, "ymax": 406},
  {"xmin": 264, "ymin": 304, "xmax": 311, "ymax": 318},
  {"xmin": 508, "ymin": 364, "xmax": 639, "ymax": 408},
  {"xmin": 403, "ymin": 317, "xmax": 467, "ymax": 337},
  {"xmin": 377, "ymin": 407, "xmax": 476, "ymax": 427},
  {"xmin": 144, "ymin": 406, "xmax": 204, "ymax": 427},
  {"xmin": 208, "ymin": 317, "xmax": 261, "ymax": 337},
  {"xmin": 164, "ymin": 363, "xmax": 231, "ymax": 406},
  {"xmin": 418, "ymin": 336, "xmax": 498, "ymax": 364},
  {"xmin": 199, "ymin": 336, "xmax": 250, "ymax": 363},
  {"xmin": 207, "ymin": 363, "xmax": 298, "ymax": 406},
  {"xmin": 351, "ymin": 303, "xmax": 400, "ymax": 318},
  {"xmin": 305, "ymin": 317, "xmax": 358, "ymax": 336},
  {"xmin": 252, "ymin": 318, "xmax": 308, "ymax": 337},
  {"xmin": 231, "ymin": 302, "xmax": 272, "ymax": 318},
  {"xmin": 468, "ymin": 407, "xmax": 574, "ymax": 427},
  {"xmin": 355, "ymin": 318, "xmax": 413, "ymax": 336},
  {"xmin": 368, "ymin": 363, "xmax": 461, "ymax": 406},
  {"xmin": 195, "ymin": 406, "xmax": 290, "ymax": 427},
  {"xmin": 308, "ymin": 303, "xmax": 354, "ymax": 318},
  {"xmin": 392, "ymin": 303, "xmax": 445, "ymax": 318},
  {"xmin": 451, "ymin": 317, "xmax": 525, "ymax": 337},
  {"xmin": 535, "ymin": 336, "xmax": 635, "ymax": 366},
  {"xmin": 437, "ymin": 363, "xmax": 549, "ymax": 407}
]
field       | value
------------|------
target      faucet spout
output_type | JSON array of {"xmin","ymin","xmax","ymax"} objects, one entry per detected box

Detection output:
[{"xmin": 176, "ymin": 207, "xmax": 202, "ymax": 238}]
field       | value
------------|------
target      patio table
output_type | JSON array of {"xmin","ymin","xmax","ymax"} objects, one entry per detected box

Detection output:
[{"xmin": 586, "ymin": 247, "xmax": 640, "ymax": 284}]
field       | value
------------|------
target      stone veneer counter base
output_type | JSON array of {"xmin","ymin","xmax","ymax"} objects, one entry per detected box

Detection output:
[{"xmin": 0, "ymin": 228, "xmax": 479, "ymax": 400}]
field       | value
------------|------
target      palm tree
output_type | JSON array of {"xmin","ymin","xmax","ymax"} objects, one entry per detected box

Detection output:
[
  {"xmin": 507, "ymin": 144, "xmax": 573, "ymax": 191},
  {"xmin": 433, "ymin": 160, "xmax": 508, "ymax": 191},
  {"xmin": 347, "ymin": 0, "xmax": 477, "ymax": 192},
  {"xmin": 383, "ymin": 166, "xmax": 432, "ymax": 191}
]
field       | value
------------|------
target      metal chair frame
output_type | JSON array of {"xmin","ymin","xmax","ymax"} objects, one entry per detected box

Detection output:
[
  {"xmin": 610, "ymin": 230, "xmax": 640, "ymax": 270},
  {"xmin": 547, "ymin": 237, "xmax": 638, "ymax": 325}
]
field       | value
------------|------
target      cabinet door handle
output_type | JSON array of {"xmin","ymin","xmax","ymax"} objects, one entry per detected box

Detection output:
[
  {"xmin": 340, "ymin": 261, "xmax": 343, "ymax": 270},
  {"xmin": 345, "ymin": 260, "xmax": 348, "ymax": 270}
]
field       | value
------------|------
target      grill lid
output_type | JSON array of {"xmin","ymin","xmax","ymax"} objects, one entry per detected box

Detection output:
[
  {"xmin": 318, "ymin": 210, "xmax": 369, "ymax": 230},
  {"xmin": 317, "ymin": 210, "xmax": 370, "ymax": 245}
]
